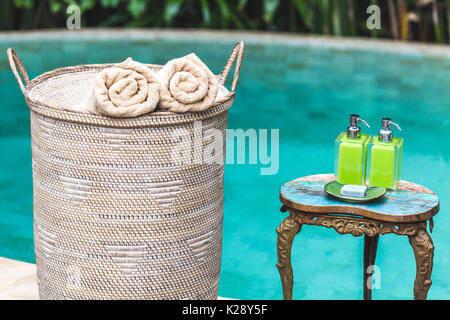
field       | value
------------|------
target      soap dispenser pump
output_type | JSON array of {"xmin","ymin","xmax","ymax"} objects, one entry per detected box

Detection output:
[
  {"xmin": 334, "ymin": 114, "xmax": 371, "ymax": 185},
  {"xmin": 368, "ymin": 118, "xmax": 403, "ymax": 190}
]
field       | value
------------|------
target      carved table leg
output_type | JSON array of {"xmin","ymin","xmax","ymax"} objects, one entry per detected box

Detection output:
[
  {"xmin": 276, "ymin": 214, "xmax": 301, "ymax": 300},
  {"xmin": 363, "ymin": 234, "xmax": 379, "ymax": 300},
  {"xmin": 408, "ymin": 227, "xmax": 434, "ymax": 300}
]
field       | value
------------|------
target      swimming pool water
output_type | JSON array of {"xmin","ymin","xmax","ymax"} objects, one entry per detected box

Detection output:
[{"xmin": 0, "ymin": 32, "xmax": 449, "ymax": 299}]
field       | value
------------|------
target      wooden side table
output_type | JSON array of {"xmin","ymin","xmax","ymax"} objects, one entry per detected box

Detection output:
[{"xmin": 277, "ymin": 174, "xmax": 439, "ymax": 300}]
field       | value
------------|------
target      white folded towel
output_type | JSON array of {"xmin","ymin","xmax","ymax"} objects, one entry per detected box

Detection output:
[
  {"xmin": 91, "ymin": 58, "xmax": 160, "ymax": 117},
  {"xmin": 158, "ymin": 53, "xmax": 219, "ymax": 113}
]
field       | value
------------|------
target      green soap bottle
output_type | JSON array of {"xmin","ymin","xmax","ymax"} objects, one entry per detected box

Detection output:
[
  {"xmin": 334, "ymin": 114, "xmax": 371, "ymax": 185},
  {"xmin": 368, "ymin": 118, "xmax": 403, "ymax": 190}
]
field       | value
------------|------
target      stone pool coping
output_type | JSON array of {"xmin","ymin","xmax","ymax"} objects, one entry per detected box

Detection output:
[
  {"xmin": 0, "ymin": 257, "xmax": 234, "ymax": 300},
  {"xmin": 0, "ymin": 257, "xmax": 38, "ymax": 300},
  {"xmin": 1, "ymin": 29, "xmax": 449, "ymax": 58}
]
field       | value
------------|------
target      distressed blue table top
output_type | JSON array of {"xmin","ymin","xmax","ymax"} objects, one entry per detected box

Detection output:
[{"xmin": 280, "ymin": 174, "xmax": 439, "ymax": 223}]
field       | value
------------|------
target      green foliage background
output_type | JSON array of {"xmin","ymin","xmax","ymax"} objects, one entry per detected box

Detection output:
[{"xmin": 2, "ymin": 0, "xmax": 449, "ymax": 43}]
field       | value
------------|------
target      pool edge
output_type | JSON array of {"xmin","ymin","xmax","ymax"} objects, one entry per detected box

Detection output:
[{"xmin": 0, "ymin": 257, "xmax": 236, "ymax": 300}]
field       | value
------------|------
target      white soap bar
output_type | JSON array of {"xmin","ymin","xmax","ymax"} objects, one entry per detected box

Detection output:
[{"xmin": 341, "ymin": 185, "xmax": 367, "ymax": 198}]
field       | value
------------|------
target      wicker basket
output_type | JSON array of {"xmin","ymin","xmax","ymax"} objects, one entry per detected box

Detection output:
[{"xmin": 7, "ymin": 41, "xmax": 244, "ymax": 300}]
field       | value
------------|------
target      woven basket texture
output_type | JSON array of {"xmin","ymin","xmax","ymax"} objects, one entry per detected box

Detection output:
[{"xmin": 7, "ymin": 42, "xmax": 244, "ymax": 300}]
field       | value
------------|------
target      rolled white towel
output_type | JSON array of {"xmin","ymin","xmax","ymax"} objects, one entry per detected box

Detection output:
[
  {"xmin": 158, "ymin": 53, "xmax": 219, "ymax": 113},
  {"xmin": 92, "ymin": 58, "xmax": 160, "ymax": 117}
]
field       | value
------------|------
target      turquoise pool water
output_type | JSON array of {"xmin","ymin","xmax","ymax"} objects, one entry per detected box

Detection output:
[{"xmin": 0, "ymin": 32, "xmax": 449, "ymax": 299}]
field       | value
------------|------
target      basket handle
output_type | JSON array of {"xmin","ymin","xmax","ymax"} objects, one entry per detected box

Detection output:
[
  {"xmin": 7, "ymin": 48, "xmax": 30, "ymax": 96},
  {"xmin": 6, "ymin": 45, "xmax": 244, "ymax": 97},
  {"xmin": 219, "ymin": 41, "xmax": 245, "ymax": 95}
]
